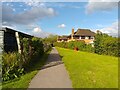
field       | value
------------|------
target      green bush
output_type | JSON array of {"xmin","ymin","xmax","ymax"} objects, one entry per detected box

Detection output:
[
  {"xmin": 2, "ymin": 37, "xmax": 46, "ymax": 81},
  {"xmin": 84, "ymin": 44, "xmax": 94, "ymax": 53},
  {"xmin": 54, "ymin": 42, "xmax": 67, "ymax": 48},
  {"xmin": 21, "ymin": 38, "xmax": 30, "ymax": 64},
  {"xmin": 31, "ymin": 37, "xmax": 44, "ymax": 56},
  {"xmin": 54, "ymin": 41, "xmax": 94, "ymax": 53},
  {"xmin": 2, "ymin": 52, "xmax": 24, "ymax": 81},
  {"xmin": 67, "ymin": 41, "xmax": 75, "ymax": 49},
  {"xmin": 94, "ymin": 33, "xmax": 119, "ymax": 57},
  {"xmin": 74, "ymin": 41, "xmax": 86, "ymax": 51}
]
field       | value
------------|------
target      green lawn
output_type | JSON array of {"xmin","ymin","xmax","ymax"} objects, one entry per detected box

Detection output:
[
  {"xmin": 2, "ymin": 49, "xmax": 51, "ymax": 89},
  {"xmin": 56, "ymin": 47, "xmax": 118, "ymax": 88}
]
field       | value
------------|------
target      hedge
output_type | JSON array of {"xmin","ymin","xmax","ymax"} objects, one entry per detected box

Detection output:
[
  {"xmin": 54, "ymin": 33, "xmax": 119, "ymax": 57},
  {"xmin": 2, "ymin": 37, "xmax": 51, "ymax": 81},
  {"xmin": 54, "ymin": 41, "xmax": 94, "ymax": 53}
]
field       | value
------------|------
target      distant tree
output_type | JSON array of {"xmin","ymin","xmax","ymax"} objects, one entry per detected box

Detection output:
[{"xmin": 42, "ymin": 34, "xmax": 57, "ymax": 44}]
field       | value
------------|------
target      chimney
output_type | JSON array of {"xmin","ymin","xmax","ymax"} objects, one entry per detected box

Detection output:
[
  {"xmin": 71, "ymin": 28, "xmax": 74, "ymax": 39},
  {"xmin": 96, "ymin": 30, "xmax": 102, "ymax": 34}
]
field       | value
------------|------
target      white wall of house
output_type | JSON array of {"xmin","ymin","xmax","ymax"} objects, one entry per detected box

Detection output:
[
  {"xmin": 85, "ymin": 36, "xmax": 89, "ymax": 39},
  {"xmin": 79, "ymin": 36, "xmax": 89, "ymax": 40},
  {"xmin": 79, "ymin": 37, "xmax": 81, "ymax": 39},
  {"xmin": 90, "ymin": 36, "xmax": 94, "ymax": 40},
  {"xmin": 79, "ymin": 36, "xmax": 95, "ymax": 40}
]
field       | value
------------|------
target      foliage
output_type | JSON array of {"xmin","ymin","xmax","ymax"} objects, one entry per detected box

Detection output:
[
  {"xmin": 20, "ymin": 37, "xmax": 45, "ymax": 68},
  {"xmin": 42, "ymin": 34, "xmax": 57, "ymax": 44},
  {"xmin": 67, "ymin": 41, "xmax": 75, "ymax": 49},
  {"xmin": 31, "ymin": 37, "xmax": 44, "ymax": 56},
  {"xmin": 2, "ymin": 37, "xmax": 47, "ymax": 81},
  {"xmin": 56, "ymin": 47, "xmax": 118, "ymax": 88},
  {"xmin": 54, "ymin": 41, "xmax": 94, "ymax": 53},
  {"xmin": 54, "ymin": 42, "xmax": 67, "ymax": 48},
  {"xmin": 55, "ymin": 33, "xmax": 119, "ymax": 57},
  {"xmin": 2, "ymin": 49, "xmax": 51, "ymax": 88},
  {"xmin": 94, "ymin": 33, "xmax": 119, "ymax": 57},
  {"xmin": 21, "ymin": 38, "xmax": 30, "ymax": 65},
  {"xmin": 43, "ymin": 43, "xmax": 52, "ymax": 52},
  {"xmin": 2, "ymin": 52, "xmax": 24, "ymax": 81}
]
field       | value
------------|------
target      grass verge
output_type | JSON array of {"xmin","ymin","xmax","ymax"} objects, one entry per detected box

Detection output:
[
  {"xmin": 56, "ymin": 47, "xmax": 118, "ymax": 88},
  {"xmin": 2, "ymin": 48, "xmax": 51, "ymax": 89}
]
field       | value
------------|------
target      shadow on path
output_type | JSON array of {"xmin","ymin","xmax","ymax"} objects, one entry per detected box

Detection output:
[
  {"xmin": 28, "ymin": 47, "xmax": 72, "ymax": 88},
  {"xmin": 41, "ymin": 47, "xmax": 63, "ymax": 70}
]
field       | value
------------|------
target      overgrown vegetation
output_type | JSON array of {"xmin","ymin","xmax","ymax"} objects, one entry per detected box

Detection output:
[
  {"xmin": 2, "ymin": 48, "xmax": 51, "ymax": 88},
  {"xmin": 54, "ymin": 41, "xmax": 94, "ymax": 53},
  {"xmin": 54, "ymin": 33, "xmax": 119, "ymax": 57},
  {"xmin": 56, "ymin": 47, "xmax": 118, "ymax": 88},
  {"xmin": 2, "ymin": 37, "xmax": 51, "ymax": 82},
  {"xmin": 42, "ymin": 34, "xmax": 57, "ymax": 44},
  {"xmin": 94, "ymin": 33, "xmax": 119, "ymax": 57},
  {"xmin": 2, "ymin": 52, "xmax": 24, "ymax": 81}
]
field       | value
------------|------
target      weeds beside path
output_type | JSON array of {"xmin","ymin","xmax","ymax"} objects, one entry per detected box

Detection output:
[{"xmin": 2, "ymin": 49, "xmax": 51, "ymax": 89}]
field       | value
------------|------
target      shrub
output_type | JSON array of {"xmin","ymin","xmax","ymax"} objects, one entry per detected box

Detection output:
[
  {"xmin": 67, "ymin": 41, "xmax": 75, "ymax": 49},
  {"xmin": 94, "ymin": 33, "xmax": 119, "ymax": 57},
  {"xmin": 2, "ymin": 37, "xmax": 46, "ymax": 81},
  {"xmin": 54, "ymin": 41, "xmax": 94, "ymax": 53},
  {"xmin": 31, "ymin": 37, "xmax": 44, "ymax": 56},
  {"xmin": 54, "ymin": 42, "xmax": 67, "ymax": 48},
  {"xmin": 74, "ymin": 41, "xmax": 86, "ymax": 51},
  {"xmin": 21, "ymin": 38, "xmax": 30, "ymax": 64},
  {"xmin": 2, "ymin": 52, "xmax": 24, "ymax": 81}
]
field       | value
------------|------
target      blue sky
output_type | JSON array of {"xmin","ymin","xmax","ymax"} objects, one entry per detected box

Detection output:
[{"xmin": 2, "ymin": 1, "xmax": 118, "ymax": 37}]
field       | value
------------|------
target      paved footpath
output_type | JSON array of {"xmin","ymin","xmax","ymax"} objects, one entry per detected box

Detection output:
[{"xmin": 28, "ymin": 47, "xmax": 72, "ymax": 88}]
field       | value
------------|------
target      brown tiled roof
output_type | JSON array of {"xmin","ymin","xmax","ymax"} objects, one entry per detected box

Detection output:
[{"xmin": 74, "ymin": 29, "xmax": 95, "ymax": 36}]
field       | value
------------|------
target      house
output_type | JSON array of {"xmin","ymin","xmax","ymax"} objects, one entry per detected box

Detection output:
[
  {"xmin": 57, "ymin": 35, "xmax": 68, "ymax": 42},
  {"xmin": 0, "ymin": 27, "xmax": 33, "ymax": 54},
  {"xmin": 57, "ymin": 28, "xmax": 96, "ymax": 46}
]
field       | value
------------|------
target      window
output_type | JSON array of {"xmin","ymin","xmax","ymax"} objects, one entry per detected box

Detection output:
[
  {"xmin": 90, "ymin": 37, "xmax": 94, "ymax": 39},
  {"xmin": 81, "ymin": 36, "xmax": 85, "ymax": 39},
  {"xmin": 88, "ymin": 36, "xmax": 94, "ymax": 39}
]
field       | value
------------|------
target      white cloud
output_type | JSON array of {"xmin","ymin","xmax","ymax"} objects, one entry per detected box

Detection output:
[
  {"xmin": 2, "ymin": 4, "xmax": 56, "ymax": 25},
  {"xmin": 12, "ymin": 8, "xmax": 16, "ymax": 12},
  {"xmin": 86, "ymin": 0, "xmax": 118, "ymax": 14},
  {"xmin": 33, "ymin": 27, "xmax": 42, "ymax": 33},
  {"xmin": 32, "ymin": 27, "xmax": 51, "ymax": 38},
  {"xmin": 99, "ymin": 21, "xmax": 118, "ymax": 37},
  {"xmin": 25, "ymin": 2, "xmax": 46, "ymax": 8},
  {"xmin": 58, "ymin": 24, "xmax": 66, "ymax": 28}
]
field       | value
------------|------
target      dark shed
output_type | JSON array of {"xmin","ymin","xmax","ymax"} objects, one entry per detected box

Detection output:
[{"xmin": 0, "ymin": 27, "xmax": 33, "ymax": 53}]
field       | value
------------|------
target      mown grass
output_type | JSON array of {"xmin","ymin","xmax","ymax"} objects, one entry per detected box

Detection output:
[
  {"xmin": 2, "ymin": 49, "xmax": 51, "ymax": 89},
  {"xmin": 56, "ymin": 47, "xmax": 118, "ymax": 88}
]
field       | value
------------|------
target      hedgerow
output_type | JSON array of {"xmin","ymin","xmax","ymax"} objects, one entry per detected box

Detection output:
[
  {"xmin": 2, "ymin": 37, "xmax": 51, "ymax": 81},
  {"xmin": 54, "ymin": 41, "xmax": 94, "ymax": 53},
  {"xmin": 54, "ymin": 33, "xmax": 119, "ymax": 57},
  {"xmin": 94, "ymin": 33, "xmax": 119, "ymax": 57}
]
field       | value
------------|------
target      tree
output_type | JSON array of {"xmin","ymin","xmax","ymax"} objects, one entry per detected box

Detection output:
[
  {"xmin": 94, "ymin": 33, "xmax": 118, "ymax": 56},
  {"xmin": 42, "ymin": 34, "xmax": 57, "ymax": 44}
]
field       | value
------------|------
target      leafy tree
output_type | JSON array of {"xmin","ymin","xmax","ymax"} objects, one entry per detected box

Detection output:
[{"xmin": 94, "ymin": 33, "xmax": 118, "ymax": 56}]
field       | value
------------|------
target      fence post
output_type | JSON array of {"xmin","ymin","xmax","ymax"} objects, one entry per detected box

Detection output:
[{"xmin": 15, "ymin": 32, "xmax": 21, "ymax": 54}]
